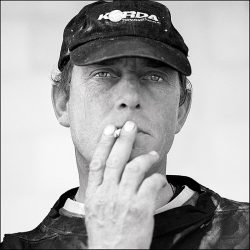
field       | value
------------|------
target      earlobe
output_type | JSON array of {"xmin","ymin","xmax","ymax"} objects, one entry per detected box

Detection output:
[
  {"xmin": 175, "ymin": 91, "xmax": 192, "ymax": 134},
  {"xmin": 51, "ymin": 85, "xmax": 70, "ymax": 128}
]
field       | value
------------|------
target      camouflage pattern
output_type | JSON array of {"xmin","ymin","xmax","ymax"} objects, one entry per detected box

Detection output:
[{"xmin": 1, "ymin": 176, "xmax": 249, "ymax": 249}]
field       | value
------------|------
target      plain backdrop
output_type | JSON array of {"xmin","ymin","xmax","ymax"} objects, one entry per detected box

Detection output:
[{"xmin": 1, "ymin": 1, "xmax": 249, "ymax": 241}]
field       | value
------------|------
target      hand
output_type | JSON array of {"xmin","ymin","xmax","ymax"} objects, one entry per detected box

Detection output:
[{"xmin": 85, "ymin": 121, "xmax": 167, "ymax": 249}]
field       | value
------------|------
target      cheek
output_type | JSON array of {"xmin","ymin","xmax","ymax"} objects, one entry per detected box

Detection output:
[
  {"xmin": 68, "ymin": 84, "xmax": 112, "ymax": 161},
  {"xmin": 151, "ymin": 90, "xmax": 180, "ymax": 154}
]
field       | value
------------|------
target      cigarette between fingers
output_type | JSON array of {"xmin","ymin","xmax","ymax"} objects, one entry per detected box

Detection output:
[{"xmin": 114, "ymin": 128, "xmax": 121, "ymax": 138}]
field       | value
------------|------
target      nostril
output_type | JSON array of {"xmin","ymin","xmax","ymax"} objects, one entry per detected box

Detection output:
[
  {"xmin": 118, "ymin": 103, "xmax": 140, "ymax": 109},
  {"xmin": 120, "ymin": 103, "xmax": 127, "ymax": 108}
]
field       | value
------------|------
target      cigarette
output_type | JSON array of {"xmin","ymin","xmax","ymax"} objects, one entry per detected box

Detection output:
[{"xmin": 114, "ymin": 128, "xmax": 121, "ymax": 138}]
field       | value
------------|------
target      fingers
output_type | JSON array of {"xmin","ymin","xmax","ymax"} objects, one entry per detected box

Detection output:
[
  {"xmin": 103, "ymin": 121, "xmax": 137, "ymax": 184},
  {"xmin": 119, "ymin": 151, "xmax": 159, "ymax": 196},
  {"xmin": 87, "ymin": 124, "xmax": 116, "ymax": 194},
  {"xmin": 137, "ymin": 173, "xmax": 167, "ymax": 207}
]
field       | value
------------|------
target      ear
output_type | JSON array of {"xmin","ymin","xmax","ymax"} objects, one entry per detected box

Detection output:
[
  {"xmin": 51, "ymin": 85, "xmax": 70, "ymax": 127},
  {"xmin": 175, "ymin": 91, "xmax": 192, "ymax": 134}
]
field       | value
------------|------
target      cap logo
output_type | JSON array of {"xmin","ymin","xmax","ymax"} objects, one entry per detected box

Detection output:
[{"xmin": 98, "ymin": 10, "xmax": 159, "ymax": 23}]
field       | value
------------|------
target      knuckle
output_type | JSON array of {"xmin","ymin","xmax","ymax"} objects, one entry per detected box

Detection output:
[
  {"xmin": 125, "ymin": 162, "xmax": 141, "ymax": 173},
  {"xmin": 144, "ymin": 177, "xmax": 157, "ymax": 189},
  {"xmin": 145, "ymin": 181, "xmax": 157, "ymax": 192},
  {"xmin": 135, "ymin": 154, "xmax": 153, "ymax": 166},
  {"xmin": 149, "ymin": 184, "xmax": 158, "ymax": 193},
  {"xmin": 85, "ymin": 193, "xmax": 107, "ymax": 209},
  {"xmin": 85, "ymin": 197, "xmax": 95, "ymax": 212},
  {"xmin": 119, "ymin": 180, "xmax": 132, "ymax": 194},
  {"xmin": 125, "ymin": 155, "xmax": 151, "ymax": 174},
  {"xmin": 89, "ymin": 159, "xmax": 103, "ymax": 171},
  {"xmin": 128, "ymin": 203, "xmax": 149, "ymax": 218},
  {"xmin": 85, "ymin": 201, "xmax": 92, "ymax": 212},
  {"xmin": 85, "ymin": 188, "xmax": 93, "ymax": 199},
  {"xmin": 133, "ymin": 156, "xmax": 146, "ymax": 166},
  {"xmin": 151, "ymin": 173, "xmax": 163, "ymax": 181},
  {"xmin": 147, "ymin": 174, "xmax": 166, "ymax": 190},
  {"xmin": 106, "ymin": 157, "xmax": 119, "ymax": 169},
  {"xmin": 128, "ymin": 203, "xmax": 142, "ymax": 215},
  {"xmin": 153, "ymin": 173, "xmax": 166, "ymax": 184},
  {"xmin": 99, "ymin": 137, "xmax": 112, "ymax": 147}
]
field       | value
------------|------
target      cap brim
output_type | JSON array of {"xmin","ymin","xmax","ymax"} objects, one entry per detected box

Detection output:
[{"xmin": 70, "ymin": 36, "xmax": 191, "ymax": 76}]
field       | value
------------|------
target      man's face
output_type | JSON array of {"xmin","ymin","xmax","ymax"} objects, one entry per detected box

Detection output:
[{"xmin": 67, "ymin": 57, "xmax": 181, "ymax": 165}]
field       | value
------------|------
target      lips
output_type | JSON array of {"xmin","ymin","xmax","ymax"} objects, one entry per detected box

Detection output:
[
  {"xmin": 137, "ymin": 128, "xmax": 148, "ymax": 135},
  {"xmin": 114, "ymin": 124, "xmax": 149, "ymax": 136}
]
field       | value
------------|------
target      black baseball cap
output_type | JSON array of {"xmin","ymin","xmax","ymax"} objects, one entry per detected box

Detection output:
[{"xmin": 58, "ymin": 0, "xmax": 191, "ymax": 76}]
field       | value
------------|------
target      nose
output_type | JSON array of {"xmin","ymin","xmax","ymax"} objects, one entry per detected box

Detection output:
[{"xmin": 114, "ymin": 77, "xmax": 141, "ymax": 111}]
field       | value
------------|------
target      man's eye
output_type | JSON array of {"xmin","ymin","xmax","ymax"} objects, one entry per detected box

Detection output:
[
  {"xmin": 143, "ymin": 74, "xmax": 164, "ymax": 82},
  {"xmin": 94, "ymin": 72, "xmax": 112, "ymax": 78}
]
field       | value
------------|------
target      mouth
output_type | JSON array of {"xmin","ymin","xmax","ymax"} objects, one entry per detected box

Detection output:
[
  {"xmin": 114, "ymin": 126, "xmax": 149, "ymax": 138},
  {"xmin": 137, "ymin": 129, "xmax": 148, "ymax": 135}
]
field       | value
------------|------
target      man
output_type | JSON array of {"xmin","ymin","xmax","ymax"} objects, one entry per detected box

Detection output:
[{"xmin": 1, "ymin": 0, "xmax": 249, "ymax": 249}]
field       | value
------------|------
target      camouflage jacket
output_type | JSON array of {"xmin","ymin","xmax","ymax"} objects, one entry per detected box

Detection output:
[{"xmin": 1, "ymin": 175, "xmax": 249, "ymax": 249}]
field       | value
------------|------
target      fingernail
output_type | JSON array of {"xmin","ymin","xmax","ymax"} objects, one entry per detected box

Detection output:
[
  {"xmin": 124, "ymin": 121, "xmax": 135, "ymax": 132},
  {"xmin": 104, "ymin": 125, "xmax": 116, "ymax": 136},
  {"xmin": 149, "ymin": 151, "xmax": 159, "ymax": 158}
]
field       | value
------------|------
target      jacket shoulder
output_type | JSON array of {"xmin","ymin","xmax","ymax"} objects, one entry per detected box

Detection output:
[
  {"xmin": 208, "ymin": 195, "xmax": 249, "ymax": 249},
  {"xmin": 195, "ymin": 184, "xmax": 249, "ymax": 249},
  {"xmin": 1, "ymin": 222, "xmax": 58, "ymax": 249},
  {"xmin": 1, "ymin": 233, "xmax": 27, "ymax": 249},
  {"xmin": 214, "ymin": 195, "xmax": 249, "ymax": 213}
]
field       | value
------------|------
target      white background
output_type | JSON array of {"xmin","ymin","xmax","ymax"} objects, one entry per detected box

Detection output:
[{"xmin": 1, "ymin": 1, "xmax": 249, "ymax": 241}]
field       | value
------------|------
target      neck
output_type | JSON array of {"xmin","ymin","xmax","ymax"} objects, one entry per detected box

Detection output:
[
  {"xmin": 74, "ymin": 148, "xmax": 89, "ymax": 203},
  {"xmin": 74, "ymin": 148, "xmax": 174, "ymax": 209}
]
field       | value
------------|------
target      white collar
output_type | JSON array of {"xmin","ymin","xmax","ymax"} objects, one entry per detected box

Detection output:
[
  {"xmin": 155, "ymin": 185, "xmax": 195, "ymax": 214},
  {"xmin": 62, "ymin": 185, "xmax": 195, "ymax": 216}
]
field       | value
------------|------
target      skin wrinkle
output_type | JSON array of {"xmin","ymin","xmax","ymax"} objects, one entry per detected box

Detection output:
[
  {"xmin": 80, "ymin": 74, "xmax": 114, "ymax": 122},
  {"xmin": 157, "ymin": 72, "xmax": 180, "ymax": 160}
]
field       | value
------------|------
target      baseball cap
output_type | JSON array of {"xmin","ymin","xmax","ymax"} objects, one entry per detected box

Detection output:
[{"xmin": 58, "ymin": 0, "xmax": 191, "ymax": 76}]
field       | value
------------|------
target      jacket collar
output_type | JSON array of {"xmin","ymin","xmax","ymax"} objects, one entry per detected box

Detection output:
[{"xmin": 44, "ymin": 175, "xmax": 220, "ymax": 237}]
